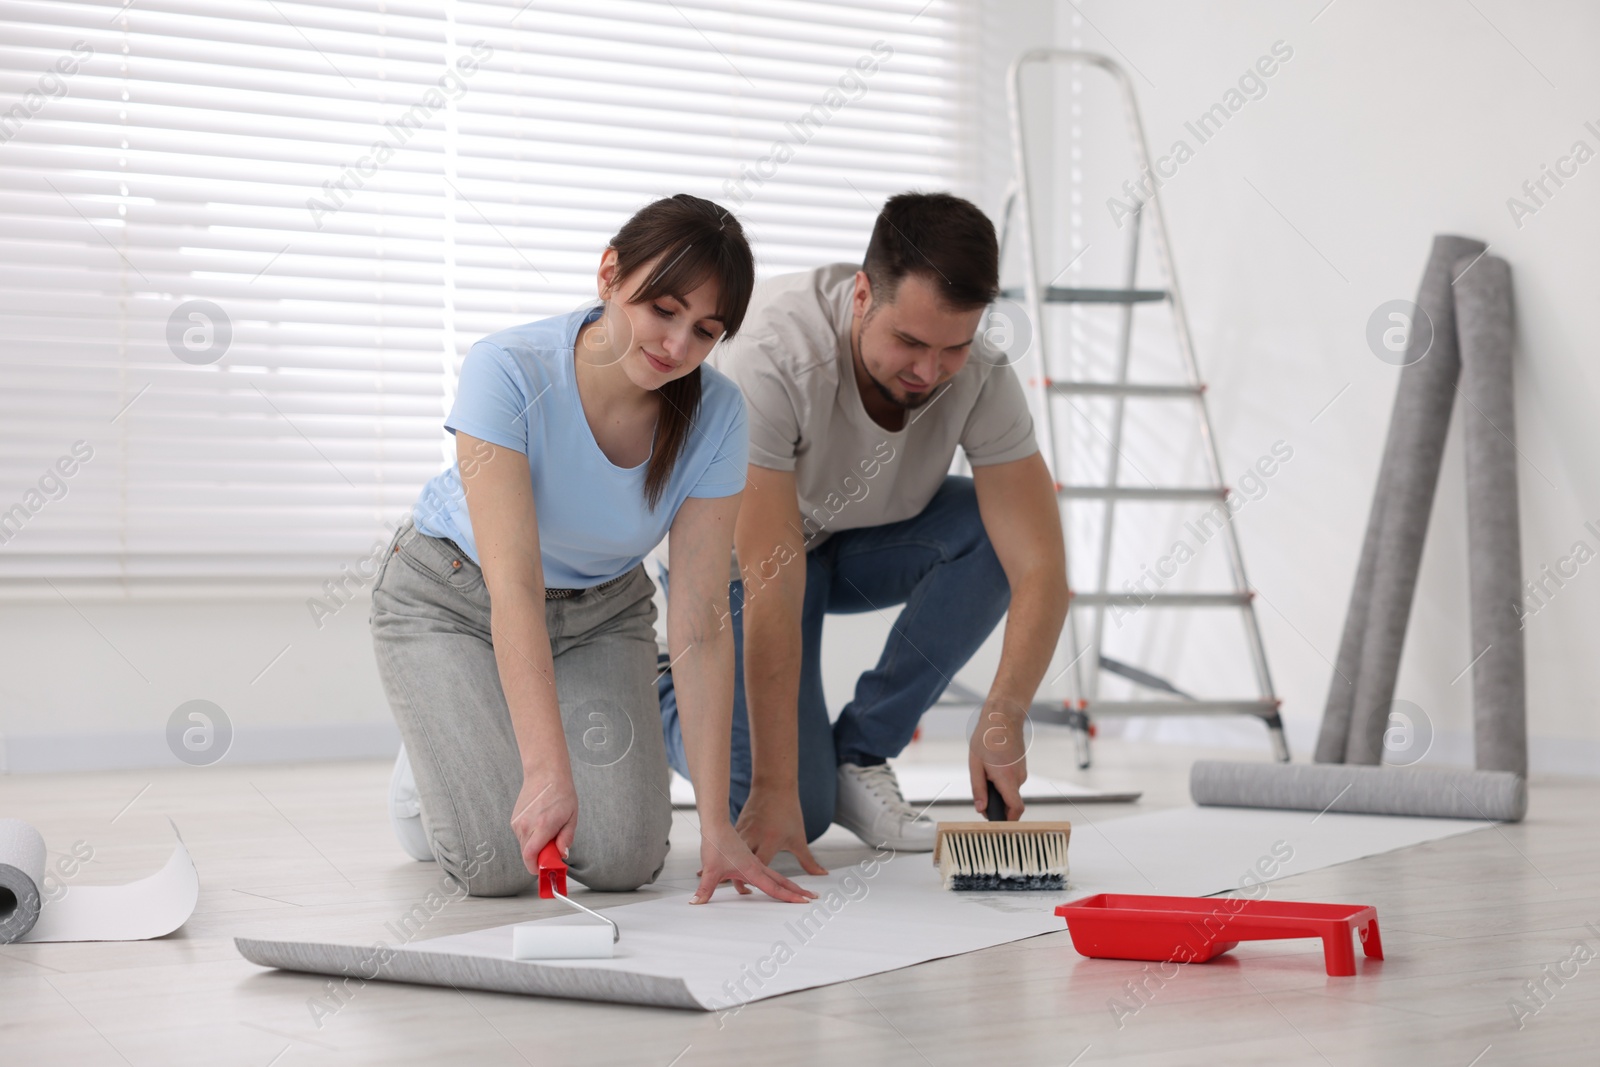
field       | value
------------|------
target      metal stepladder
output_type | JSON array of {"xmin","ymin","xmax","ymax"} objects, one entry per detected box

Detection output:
[{"xmin": 996, "ymin": 50, "xmax": 1290, "ymax": 769}]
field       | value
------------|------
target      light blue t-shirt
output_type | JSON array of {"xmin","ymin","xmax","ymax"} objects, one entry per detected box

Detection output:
[{"xmin": 411, "ymin": 304, "xmax": 748, "ymax": 588}]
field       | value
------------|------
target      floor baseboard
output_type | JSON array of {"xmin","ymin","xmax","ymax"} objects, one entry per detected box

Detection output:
[
  {"xmin": 0, "ymin": 722, "xmax": 401, "ymax": 774},
  {"xmin": 3, "ymin": 718, "xmax": 1594, "ymax": 777}
]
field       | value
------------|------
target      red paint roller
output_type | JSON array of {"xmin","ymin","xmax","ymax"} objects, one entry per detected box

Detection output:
[{"xmin": 510, "ymin": 842, "xmax": 620, "ymax": 960}]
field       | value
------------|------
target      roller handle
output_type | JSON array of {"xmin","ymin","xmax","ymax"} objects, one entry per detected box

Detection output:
[
  {"xmin": 537, "ymin": 841, "xmax": 567, "ymax": 899},
  {"xmin": 535, "ymin": 841, "xmax": 619, "ymax": 943},
  {"xmin": 985, "ymin": 781, "xmax": 1009, "ymax": 822}
]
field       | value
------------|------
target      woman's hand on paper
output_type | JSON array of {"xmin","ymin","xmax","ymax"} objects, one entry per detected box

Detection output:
[
  {"xmin": 691, "ymin": 824, "xmax": 818, "ymax": 905},
  {"xmin": 511, "ymin": 767, "xmax": 578, "ymax": 877},
  {"xmin": 734, "ymin": 785, "xmax": 828, "ymax": 876}
]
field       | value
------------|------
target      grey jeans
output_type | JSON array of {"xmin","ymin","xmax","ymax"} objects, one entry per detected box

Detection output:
[{"xmin": 369, "ymin": 516, "xmax": 673, "ymax": 896}]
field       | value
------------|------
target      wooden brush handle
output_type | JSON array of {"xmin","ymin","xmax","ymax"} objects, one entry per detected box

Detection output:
[{"xmin": 985, "ymin": 781, "xmax": 1008, "ymax": 821}]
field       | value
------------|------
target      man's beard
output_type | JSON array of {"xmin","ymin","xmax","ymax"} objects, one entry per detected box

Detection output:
[
  {"xmin": 856, "ymin": 310, "xmax": 940, "ymax": 410},
  {"xmin": 867, "ymin": 366, "xmax": 939, "ymax": 410}
]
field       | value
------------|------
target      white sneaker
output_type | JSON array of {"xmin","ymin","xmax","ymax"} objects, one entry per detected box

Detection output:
[
  {"xmin": 389, "ymin": 743, "xmax": 435, "ymax": 862},
  {"xmin": 834, "ymin": 762, "xmax": 937, "ymax": 852}
]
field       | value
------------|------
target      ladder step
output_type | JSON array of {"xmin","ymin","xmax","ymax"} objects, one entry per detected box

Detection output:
[
  {"xmin": 1080, "ymin": 699, "xmax": 1280, "ymax": 719},
  {"xmin": 1003, "ymin": 286, "xmax": 1169, "ymax": 305},
  {"xmin": 1026, "ymin": 703, "xmax": 1085, "ymax": 728},
  {"xmin": 1047, "ymin": 381, "xmax": 1202, "ymax": 398},
  {"xmin": 1070, "ymin": 592, "xmax": 1251, "ymax": 607},
  {"xmin": 1057, "ymin": 486, "xmax": 1224, "ymax": 502},
  {"xmin": 999, "ymin": 51, "xmax": 1288, "ymax": 768}
]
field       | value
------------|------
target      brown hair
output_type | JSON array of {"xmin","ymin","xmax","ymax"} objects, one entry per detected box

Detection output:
[
  {"xmin": 861, "ymin": 191, "xmax": 999, "ymax": 311},
  {"xmin": 605, "ymin": 194, "xmax": 754, "ymax": 510}
]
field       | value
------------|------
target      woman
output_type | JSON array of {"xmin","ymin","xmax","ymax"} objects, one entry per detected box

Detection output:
[{"xmin": 370, "ymin": 194, "xmax": 813, "ymax": 906}]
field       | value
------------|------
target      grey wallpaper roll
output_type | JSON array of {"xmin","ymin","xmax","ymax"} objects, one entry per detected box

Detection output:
[
  {"xmin": 0, "ymin": 818, "xmax": 48, "ymax": 943},
  {"xmin": 1315, "ymin": 472, "xmax": 1387, "ymax": 762},
  {"xmin": 1191, "ymin": 760, "xmax": 1526, "ymax": 822},
  {"xmin": 1338, "ymin": 235, "xmax": 1488, "ymax": 765},
  {"xmin": 1455, "ymin": 255, "xmax": 1528, "ymax": 776}
]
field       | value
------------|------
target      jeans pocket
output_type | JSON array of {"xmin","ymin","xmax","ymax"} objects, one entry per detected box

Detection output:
[{"xmin": 394, "ymin": 526, "xmax": 485, "ymax": 594}]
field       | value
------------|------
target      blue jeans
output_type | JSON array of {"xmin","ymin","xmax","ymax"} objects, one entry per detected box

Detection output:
[{"xmin": 657, "ymin": 475, "xmax": 1011, "ymax": 843}]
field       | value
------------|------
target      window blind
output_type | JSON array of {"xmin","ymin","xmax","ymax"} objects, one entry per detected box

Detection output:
[{"xmin": 0, "ymin": 0, "xmax": 977, "ymax": 588}]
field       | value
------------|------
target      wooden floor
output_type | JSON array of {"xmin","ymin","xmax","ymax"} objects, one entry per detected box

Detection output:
[{"xmin": 2, "ymin": 735, "xmax": 1596, "ymax": 1067}]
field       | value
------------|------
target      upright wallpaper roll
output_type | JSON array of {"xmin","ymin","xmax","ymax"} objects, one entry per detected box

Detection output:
[
  {"xmin": 0, "ymin": 816, "xmax": 200, "ymax": 944},
  {"xmin": 1456, "ymin": 255, "xmax": 1528, "ymax": 776},
  {"xmin": 1320, "ymin": 235, "xmax": 1488, "ymax": 765}
]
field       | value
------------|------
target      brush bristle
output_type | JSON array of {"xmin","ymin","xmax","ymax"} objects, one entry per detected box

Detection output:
[
  {"xmin": 948, "ymin": 872, "xmax": 1065, "ymax": 892},
  {"xmin": 936, "ymin": 826, "xmax": 1069, "ymax": 891}
]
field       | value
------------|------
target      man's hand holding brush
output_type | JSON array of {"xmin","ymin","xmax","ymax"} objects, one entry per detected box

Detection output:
[{"xmin": 969, "ymin": 696, "xmax": 1028, "ymax": 821}]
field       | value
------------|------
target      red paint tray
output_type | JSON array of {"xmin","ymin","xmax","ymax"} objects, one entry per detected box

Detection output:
[{"xmin": 1054, "ymin": 894, "xmax": 1383, "ymax": 976}]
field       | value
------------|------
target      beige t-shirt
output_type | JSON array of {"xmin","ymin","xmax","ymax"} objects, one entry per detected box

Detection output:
[
  {"xmin": 710, "ymin": 262, "xmax": 1038, "ymax": 552},
  {"xmin": 649, "ymin": 263, "xmax": 1038, "ymax": 582}
]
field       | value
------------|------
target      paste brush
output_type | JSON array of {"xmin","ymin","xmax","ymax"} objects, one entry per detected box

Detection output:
[{"xmin": 933, "ymin": 782, "xmax": 1071, "ymax": 891}]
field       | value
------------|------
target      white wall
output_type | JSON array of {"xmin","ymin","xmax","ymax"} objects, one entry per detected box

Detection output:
[
  {"xmin": 5, "ymin": 0, "xmax": 1597, "ymax": 776},
  {"xmin": 1024, "ymin": 0, "xmax": 1600, "ymax": 772}
]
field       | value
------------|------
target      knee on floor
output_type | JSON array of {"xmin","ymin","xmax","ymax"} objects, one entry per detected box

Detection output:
[
  {"xmin": 570, "ymin": 831, "xmax": 671, "ymax": 892},
  {"xmin": 446, "ymin": 842, "xmax": 534, "ymax": 898}
]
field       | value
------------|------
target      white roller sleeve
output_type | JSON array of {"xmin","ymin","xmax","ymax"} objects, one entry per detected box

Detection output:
[{"xmin": 512, "ymin": 922, "xmax": 615, "ymax": 960}]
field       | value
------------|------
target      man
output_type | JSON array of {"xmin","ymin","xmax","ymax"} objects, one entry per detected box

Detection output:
[{"xmin": 657, "ymin": 191, "xmax": 1068, "ymax": 866}]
